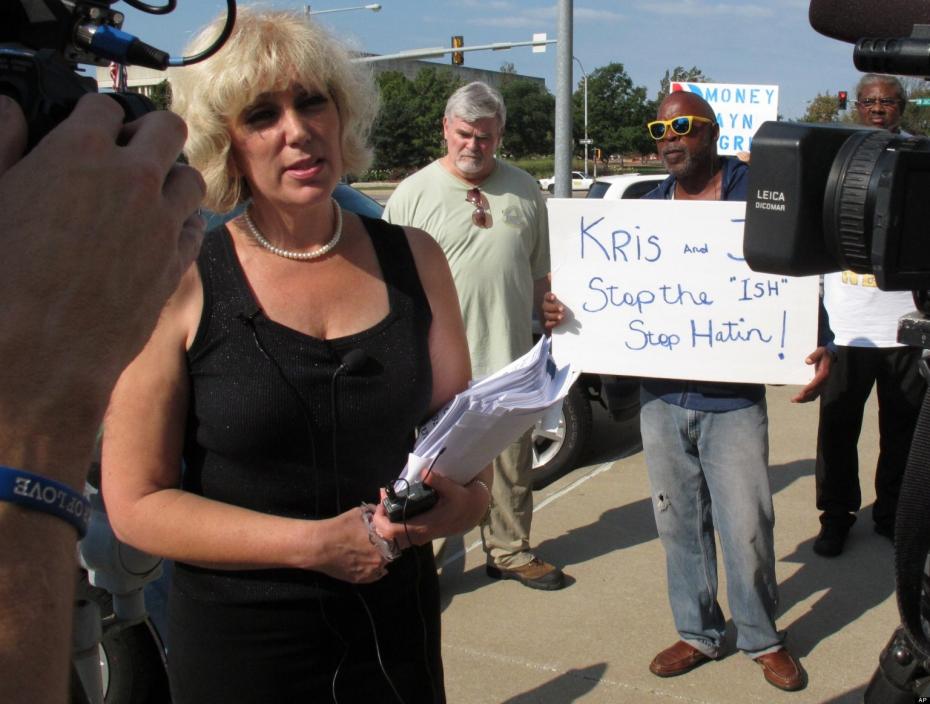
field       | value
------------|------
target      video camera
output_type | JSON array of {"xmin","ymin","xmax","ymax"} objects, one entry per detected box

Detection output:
[
  {"xmin": 744, "ymin": 122, "xmax": 930, "ymax": 293},
  {"xmin": 743, "ymin": 3, "xmax": 930, "ymax": 702},
  {"xmin": 743, "ymin": 0, "xmax": 930, "ymax": 296},
  {"xmin": 0, "ymin": 0, "xmax": 235, "ymax": 151}
]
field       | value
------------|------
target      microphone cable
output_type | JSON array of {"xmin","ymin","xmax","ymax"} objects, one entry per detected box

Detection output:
[
  {"xmin": 237, "ymin": 312, "xmax": 352, "ymax": 703},
  {"xmin": 239, "ymin": 313, "xmax": 432, "ymax": 703},
  {"xmin": 328, "ymin": 349, "xmax": 410, "ymax": 704}
]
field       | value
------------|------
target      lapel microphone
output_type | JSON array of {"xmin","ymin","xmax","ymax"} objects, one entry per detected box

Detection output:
[{"xmin": 337, "ymin": 349, "xmax": 368, "ymax": 375}]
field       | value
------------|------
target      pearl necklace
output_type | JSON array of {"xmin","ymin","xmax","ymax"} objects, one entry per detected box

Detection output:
[{"xmin": 244, "ymin": 199, "xmax": 342, "ymax": 261}]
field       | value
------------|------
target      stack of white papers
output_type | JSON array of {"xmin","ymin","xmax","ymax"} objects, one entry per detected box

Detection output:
[{"xmin": 396, "ymin": 336, "xmax": 579, "ymax": 489}]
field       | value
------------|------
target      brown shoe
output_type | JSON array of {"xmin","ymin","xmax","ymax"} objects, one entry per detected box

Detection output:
[
  {"xmin": 755, "ymin": 648, "xmax": 806, "ymax": 691},
  {"xmin": 649, "ymin": 640, "xmax": 713, "ymax": 677},
  {"xmin": 486, "ymin": 557, "xmax": 566, "ymax": 590}
]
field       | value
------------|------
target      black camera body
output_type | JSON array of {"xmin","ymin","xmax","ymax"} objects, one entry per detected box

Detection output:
[
  {"xmin": 383, "ymin": 482, "xmax": 438, "ymax": 523},
  {"xmin": 0, "ymin": 1, "xmax": 162, "ymax": 150},
  {"xmin": 755, "ymin": 5, "xmax": 930, "ymax": 701},
  {"xmin": 744, "ymin": 121, "xmax": 930, "ymax": 291}
]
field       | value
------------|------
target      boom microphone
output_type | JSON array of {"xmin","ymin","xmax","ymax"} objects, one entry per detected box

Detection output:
[{"xmin": 809, "ymin": 0, "xmax": 930, "ymax": 43}]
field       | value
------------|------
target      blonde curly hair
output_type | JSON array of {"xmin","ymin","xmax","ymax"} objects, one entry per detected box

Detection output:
[{"xmin": 170, "ymin": 8, "xmax": 379, "ymax": 213}]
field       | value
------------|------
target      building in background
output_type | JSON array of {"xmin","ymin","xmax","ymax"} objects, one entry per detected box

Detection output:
[{"xmin": 95, "ymin": 57, "xmax": 543, "ymax": 95}]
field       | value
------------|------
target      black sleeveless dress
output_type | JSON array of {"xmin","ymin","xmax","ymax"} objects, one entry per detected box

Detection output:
[{"xmin": 167, "ymin": 216, "xmax": 445, "ymax": 703}]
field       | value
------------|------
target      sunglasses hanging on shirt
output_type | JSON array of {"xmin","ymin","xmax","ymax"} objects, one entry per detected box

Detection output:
[{"xmin": 466, "ymin": 187, "xmax": 492, "ymax": 228}]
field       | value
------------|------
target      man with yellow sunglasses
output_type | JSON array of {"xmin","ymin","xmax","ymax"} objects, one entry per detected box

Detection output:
[
  {"xmin": 639, "ymin": 92, "xmax": 828, "ymax": 692},
  {"xmin": 542, "ymin": 90, "xmax": 833, "ymax": 692}
]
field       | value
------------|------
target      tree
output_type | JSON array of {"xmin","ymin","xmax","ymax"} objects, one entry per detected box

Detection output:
[
  {"xmin": 901, "ymin": 77, "xmax": 930, "ymax": 135},
  {"xmin": 801, "ymin": 92, "xmax": 841, "ymax": 123},
  {"xmin": 657, "ymin": 66, "xmax": 713, "ymax": 103},
  {"xmin": 499, "ymin": 61, "xmax": 518, "ymax": 88},
  {"xmin": 370, "ymin": 71, "xmax": 423, "ymax": 174},
  {"xmin": 409, "ymin": 68, "xmax": 462, "ymax": 162},
  {"xmin": 149, "ymin": 80, "xmax": 171, "ymax": 111},
  {"xmin": 574, "ymin": 62, "xmax": 654, "ymax": 160},
  {"xmin": 500, "ymin": 79, "xmax": 554, "ymax": 158},
  {"xmin": 370, "ymin": 69, "xmax": 462, "ymax": 175}
]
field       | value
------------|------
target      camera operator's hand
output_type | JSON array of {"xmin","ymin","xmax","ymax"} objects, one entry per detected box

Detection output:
[
  {"xmin": 791, "ymin": 345, "xmax": 834, "ymax": 403},
  {"xmin": 0, "ymin": 93, "xmax": 205, "ymax": 485},
  {"xmin": 0, "ymin": 93, "xmax": 204, "ymax": 704}
]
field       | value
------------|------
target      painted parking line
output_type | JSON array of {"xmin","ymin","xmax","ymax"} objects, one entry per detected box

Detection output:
[{"xmin": 438, "ymin": 461, "xmax": 617, "ymax": 570}]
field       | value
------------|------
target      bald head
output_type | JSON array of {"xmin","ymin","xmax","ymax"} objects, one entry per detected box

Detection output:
[{"xmin": 658, "ymin": 91, "xmax": 716, "ymax": 123}]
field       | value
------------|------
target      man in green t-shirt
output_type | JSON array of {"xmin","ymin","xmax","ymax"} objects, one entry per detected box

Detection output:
[{"xmin": 384, "ymin": 81, "xmax": 564, "ymax": 590}]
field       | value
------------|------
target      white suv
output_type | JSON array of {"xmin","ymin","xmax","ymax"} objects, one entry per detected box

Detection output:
[
  {"xmin": 538, "ymin": 170, "xmax": 594, "ymax": 194},
  {"xmin": 586, "ymin": 172, "xmax": 666, "ymax": 200}
]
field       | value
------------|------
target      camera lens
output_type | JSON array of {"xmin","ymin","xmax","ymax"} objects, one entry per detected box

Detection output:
[
  {"xmin": 821, "ymin": 129, "xmax": 930, "ymax": 290},
  {"xmin": 823, "ymin": 130, "xmax": 898, "ymax": 273}
]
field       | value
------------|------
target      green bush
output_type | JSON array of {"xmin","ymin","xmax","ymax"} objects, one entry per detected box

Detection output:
[
  {"xmin": 359, "ymin": 156, "xmax": 662, "ymax": 183},
  {"xmin": 506, "ymin": 157, "xmax": 654, "ymax": 178}
]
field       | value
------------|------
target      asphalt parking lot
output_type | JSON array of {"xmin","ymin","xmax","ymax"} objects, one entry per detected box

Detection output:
[{"xmin": 434, "ymin": 384, "xmax": 898, "ymax": 703}]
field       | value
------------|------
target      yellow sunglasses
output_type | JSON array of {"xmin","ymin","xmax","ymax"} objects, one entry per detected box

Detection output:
[{"xmin": 647, "ymin": 115, "xmax": 715, "ymax": 140}]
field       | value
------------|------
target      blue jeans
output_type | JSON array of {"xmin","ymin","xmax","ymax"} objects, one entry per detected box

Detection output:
[{"xmin": 640, "ymin": 390, "xmax": 782, "ymax": 657}]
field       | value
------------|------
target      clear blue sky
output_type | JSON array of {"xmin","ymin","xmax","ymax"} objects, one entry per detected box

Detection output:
[{"xmin": 114, "ymin": 0, "xmax": 868, "ymax": 121}]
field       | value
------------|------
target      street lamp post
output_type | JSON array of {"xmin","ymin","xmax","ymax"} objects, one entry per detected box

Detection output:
[
  {"xmin": 574, "ymin": 56, "xmax": 589, "ymax": 178},
  {"xmin": 306, "ymin": 3, "xmax": 382, "ymax": 15}
]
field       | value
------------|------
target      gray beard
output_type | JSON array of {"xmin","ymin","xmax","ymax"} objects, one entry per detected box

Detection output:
[{"xmin": 455, "ymin": 155, "xmax": 486, "ymax": 175}]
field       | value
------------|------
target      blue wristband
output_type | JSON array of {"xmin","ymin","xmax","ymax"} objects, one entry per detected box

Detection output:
[{"xmin": 0, "ymin": 465, "xmax": 91, "ymax": 537}]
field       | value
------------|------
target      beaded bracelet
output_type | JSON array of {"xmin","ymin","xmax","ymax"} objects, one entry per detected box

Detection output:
[
  {"xmin": 469, "ymin": 478, "xmax": 493, "ymax": 523},
  {"xmin": 0, "ymin": 465, "xmax": 91, "ymax": 538}
]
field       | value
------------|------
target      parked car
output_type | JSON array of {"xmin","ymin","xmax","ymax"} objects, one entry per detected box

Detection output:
[
  {"xmin": 585, "ymin": 172, "xmax": 666, "ymax": 200},
  {"xmin": 530, "ymin": 366, "xmax": 640, "ymax": 487},
  {"xmin": 202, "ymin": 182, "xmax": 385, "ymax": 230},
  {"xmin": 538, "ymin": 170, "xmax": 594, "ymax": 194}
]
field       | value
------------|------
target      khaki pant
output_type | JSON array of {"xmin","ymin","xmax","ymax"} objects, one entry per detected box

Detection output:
[{"xmin": 480, "ymin": 431, "xmax": 534, "ymax": 569}]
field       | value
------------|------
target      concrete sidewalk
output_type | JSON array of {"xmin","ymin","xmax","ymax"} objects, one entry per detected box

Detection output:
[{"xmin": 435, "ymin": 385, "xmax": 897, "ymax": 703}]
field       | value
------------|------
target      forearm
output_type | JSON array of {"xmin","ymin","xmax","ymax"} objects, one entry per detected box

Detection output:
[
  {"xmin": 108, "ymin": 488, "xmax": 331, "ymax": 571},
  {"xmin": 0, "ymin": 404, "xmax": 105, "ymax": 704},
  {"xmin": 458, "ymin": 465, "xmax": 493, "ymax": 533},
  {"xmin": 0, "ymin": 505, "xmax": 80, "ymax": 704}
]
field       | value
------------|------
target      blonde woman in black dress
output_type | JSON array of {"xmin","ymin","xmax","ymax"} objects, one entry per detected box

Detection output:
[{"xmin": 101, "ymin": 9, "xmax": 491, "ymax": 703}]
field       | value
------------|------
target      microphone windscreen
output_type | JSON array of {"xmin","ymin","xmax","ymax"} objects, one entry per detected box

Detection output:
[
  {"xmin": 340, "ymin": 348, "xmax": 368, "ymax": 373},
  {"xmin": 809, "ymin": 0, "xmax": 930, "ymax": 43}
]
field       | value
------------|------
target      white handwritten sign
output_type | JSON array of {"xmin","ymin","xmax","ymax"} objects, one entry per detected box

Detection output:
[
  {"xmin": 671, "ymin": 81, "xmax": 778, "ymax": 155},
  {"xmin": 547, "ymin": 199, "xmax": 819, "ymax": 385}
]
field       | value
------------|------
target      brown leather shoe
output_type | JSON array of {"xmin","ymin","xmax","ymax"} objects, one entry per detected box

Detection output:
[
  {"xmin": 755, "ymin": 648, "xmax": 806, "ymax": 691},
  {"xmin": 649, "ymin": 640, "xmax": 713, "ymax": 677},
  {"xmin": 486, "ymin": 557, "xmax": 566, "ymax": 590}
]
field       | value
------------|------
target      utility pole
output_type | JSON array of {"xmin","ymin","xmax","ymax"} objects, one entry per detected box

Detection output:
[
  {"xmin": 574, "ymin": 56, "xmax": 589, "ymax": 178},
  {"xmin": 553, "ymin": 0, "xmax": 573, "ymax": 198}
]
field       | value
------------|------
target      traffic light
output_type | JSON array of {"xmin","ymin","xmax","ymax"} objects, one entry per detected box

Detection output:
[
  {"xmin": 838, "ymin": 90, "xmax": 848, "ymax": 110},
  {"xmin": 451, "ymin": 36, "xmax": 464, "ymax": 65},
  {"xmin": 594, "ymin": 147, "xmax": 602, "ymax": 161}
]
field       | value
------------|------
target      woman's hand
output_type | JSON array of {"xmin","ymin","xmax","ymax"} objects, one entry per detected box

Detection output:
[
  {"xmin": 370, "ymin": 468, "xmax": 492, "ymax": 550},
  {"xmin": 310, "ymin": 507, "xmax": 390, "ymax": 583}
]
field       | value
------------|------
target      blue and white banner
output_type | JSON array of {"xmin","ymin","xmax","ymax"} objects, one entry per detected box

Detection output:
[{"xmin": 671, "ymin": 81, "xmax": 779, "ymax": 156}]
